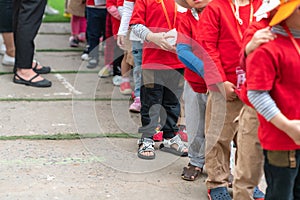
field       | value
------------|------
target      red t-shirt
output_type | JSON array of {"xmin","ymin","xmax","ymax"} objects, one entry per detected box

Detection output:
[
  {"xmin": 177, "ymin": 9, "xmax": 207, "ymax": 93},
  {"xmin": 247, "ymin": 34, "xmax": 300, "ymax": 150},
  {"xmin": 238, "ymin": 18, "xmax": 270, "ymax": 106},
  {"xmin": 130, "ymin": 0, "xmax": 184, "ymax": 69},
  {"xmin": 199, "ymin": 0, "xmax": 261, "ymax": 88}
]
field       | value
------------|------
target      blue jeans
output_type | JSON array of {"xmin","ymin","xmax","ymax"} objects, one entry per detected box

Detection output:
[
  {"xmin": 86, "ymin": 7, "xmax": 106, "ymax": 60},
  {"xmin": 264, "ymin": 150, "xmax": 300, "ymax": 200},
  {"xmin": 132, "ymin": 41, "xmax": 142, "ymax": 98}
]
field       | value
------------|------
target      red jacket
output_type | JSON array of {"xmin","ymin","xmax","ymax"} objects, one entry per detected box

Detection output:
[
  {"xmin": 130, "ymin": 0, "xmax": 184, "ymax": 69},
  {"xmin": 177, "ymin": 9, "xmax": 207, "ymax": 93},
  {"xmin": 198, "ymin": 0, "xmax": 261, "ymax": 88},
  {"xmin": 247, "ymin": 34, "xmax": 300, "ymax": 150},
  {"xmin": 238, "ymin": 18, "xmax": 270, "ymax": 106}
]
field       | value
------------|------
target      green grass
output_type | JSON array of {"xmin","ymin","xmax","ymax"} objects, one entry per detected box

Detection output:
[
  {"xmin": 0, "ymin": 133, "xmax": 140, "ymax": 140},
  {"xmin": 43, "ymin": 0, "xmax": 71, "ymax": 23}
]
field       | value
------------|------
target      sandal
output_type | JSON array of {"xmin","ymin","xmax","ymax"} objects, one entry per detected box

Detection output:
[
  {"xmin": 181, "ymin": 163, "xmax": 203, "ymax": 181},
  {"xmin": 137, "ymin": 138, "xmax": 155, "ymax": 160},
  {"xmin": 159, "ymin": 135, "xmax": 188, "ymax": 157},
  {"xmin": 32, "ymin": 60, "xmax": 51, "ymax": 74},
  {"xmin": 208, "ymin": 187, "xmax": 232, "ymax": 200},
  {"xmin": 13, "ymin": 73, "xmax": 52, "ymax": 88}
]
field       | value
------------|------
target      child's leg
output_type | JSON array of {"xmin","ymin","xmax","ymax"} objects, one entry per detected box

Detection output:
[
  {"xmin": 233, "ymin": 105, "xmax": 264, "ymax": 199},
  {"xmin": 183, "ymin": 81, "xmax": 206, "ymax": 168},
  {"xmin": 205, "ymin": 91, "xmax": 243, "ymax": 189},
  {"xmin": 71, "ymin": 15, "xmax": 80, "ymax": 36},
  {"xmin": 119, "ymin": 52, "xmax": 132, "ymax": 95},
  {"xmin": 78, "ymin": 16, "xmax": 87, "ymax": 42},
  {"xmin": 264, "ymin": 150, "xmax": 300, "ymax": 199},
  {"xmin": 160, "ymin": 69, "xmax": 184, "ymax": 139},
  {"xmin": 138, "ymin": 69, "xmax": 163, "ymax": 138},
  {"xmin": 131, "ymin": 41, "xmax": 142, "ymax": 98},
  {"xmin": 2, "ymin": 33, "xmax": 15, "ymax": 57},
  {"xmin": 86, "ymin": 7, "xmax": 106, "ymax": 67}
]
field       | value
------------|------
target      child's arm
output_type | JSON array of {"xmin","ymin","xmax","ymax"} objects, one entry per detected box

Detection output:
[
  {"xmin": 176, "ymin": 43, "xmax": 204, "ymax": 78},
  {"xmin": 131, "ymin": 24, "xmax": 174, "ymax": 51},
  {"xmin": 117, "ymin": 0, "xmax": 134, "ymax": 48},
  {"xmin": 248, "ymin": 90, "xmax": 300, "ymax": 145}
]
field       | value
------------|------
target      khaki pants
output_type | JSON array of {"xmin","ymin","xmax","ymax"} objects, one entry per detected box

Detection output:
[
  {"xmin": 205, "ymin": 91, "xmax": 243, "ymax": 189},
  {"xmin": 233, "ymin": 105, "xmax": 264, "ymax": 199}
]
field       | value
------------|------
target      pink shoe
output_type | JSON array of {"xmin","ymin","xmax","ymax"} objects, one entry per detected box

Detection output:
[
  {"xmin": 129, "ymin": 97, "xmax": 141, "ymax": 113},
  {"xmin": 120, "ymin": 81, "xmax": 132, "ymax": 95}
]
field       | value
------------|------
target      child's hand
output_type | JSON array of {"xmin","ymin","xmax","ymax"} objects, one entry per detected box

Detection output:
[
  {"xmin": 285, "ymin": 120, "xmax": 300, "ymax": 145},
  {"xmin": 117, "ymin": 35, "xmax": 126, "ymax": 50},
  {"xmin": 245, "ymin": 27, "xmax": 276, "ymax": 55},
  {"xmin": 224, "ymin": 81, "xmax": 237, "ymax": 101},
  {"xmin": 146, "ymin": 32, "xmax": 175, "ymax": 51}
]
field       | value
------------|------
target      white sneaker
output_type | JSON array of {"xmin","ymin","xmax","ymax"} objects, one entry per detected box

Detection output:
[
  {"xmin": 112, "ymin": 75, "xmax": 122, "ymax": 86},
  {"xmin": 0, "ymin": 44, "xmax": 6, "ymax": 55},
  {"xmin": 44, "ymin": 5, "xmax": 59, "ymax": 15},
  {"xmin": 2, "ymin": 53, "xmax": 15, "ymax": 66}
]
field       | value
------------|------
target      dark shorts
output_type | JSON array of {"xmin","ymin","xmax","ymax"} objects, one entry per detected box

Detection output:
[{"xmin": 0, "ymin": 0, "xmax": 13, "ymax": 33}]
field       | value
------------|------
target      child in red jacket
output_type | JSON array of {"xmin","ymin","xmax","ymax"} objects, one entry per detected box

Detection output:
[
  {"xmin": 198, "ymin": 0, "xmax": 261, "ymax": 198},
  {"xmin": 247, "ymin": 1, "xmax": 300, "ymax": 198},
  {"xmin": 130, "ymin": 0, "xmax": 188, "ymax": 160}
]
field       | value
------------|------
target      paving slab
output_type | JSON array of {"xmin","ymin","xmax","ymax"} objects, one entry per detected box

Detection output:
[
  {"xmin": 0, "ymin": 100, "xmax": 141, "ymax": 136},
  {"xmin": 0, "ymin": 139, "xmax": 208, "ymax": 200},
  {"xmin": 0, "ymin": 73, "xmax": 128, "ymax": 99},
  {"xmin": 39, "ymin": 23, "xmax": 71, "ymax": 34}
]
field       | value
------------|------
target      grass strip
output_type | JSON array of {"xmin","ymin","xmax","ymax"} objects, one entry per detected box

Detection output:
[
  {"xmin": 0, "ymin": 133, "xmax": 140, "ymax": 141},
  {"xmin": 36, "ymin": 49, "xmax": 84, "ymax": 52}
]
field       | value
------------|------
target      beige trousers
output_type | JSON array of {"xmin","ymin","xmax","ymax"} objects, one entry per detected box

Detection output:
[
  {"xmin": 205, "ymin": 91, "xmax": 243, "ymax": 189},
  {"xmin": 233, "ymin": 105, "xmax": 264, "ymax": 199}
]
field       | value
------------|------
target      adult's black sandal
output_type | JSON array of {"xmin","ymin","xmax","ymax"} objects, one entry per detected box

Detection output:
[
  {"xmin": 13, "ymin": 73, "xmax": 52, "ymax": 88},
  {"xmin": 33, "ymin": 61, "xmax": 51, "ymax": 74}
]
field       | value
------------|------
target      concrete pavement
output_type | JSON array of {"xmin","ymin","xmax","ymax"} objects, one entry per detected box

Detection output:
[{"xmin": 0, "ymin": 23, "xmax": 209, "ymax": 200}]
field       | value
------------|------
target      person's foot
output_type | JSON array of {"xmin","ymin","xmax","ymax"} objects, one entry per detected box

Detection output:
[
  {"xmin": 159, "ymin": 135, "xmax": 188, "ymax": 156},
  {"xmin": 13, "ymin": 69, "xmax": 51, "ymax": 87},
  {"xmin": 129, "ymin": 97, "xmax": 141, "ymax": 113},
  {"xmin": 69, "ymin": 36, "xmax": 79, "ymax": 47},
  {"xmin": 137, "ymin": 138, "xmax": 155, "ymax": 160},
  {"xmin": 0, "ymin": 44, "xmax": 6, "ymax": 55},
  {"xmin": 2, "ymin": 53, "xmax": 15, "ymax": 66},
  {"xmin": 98, "ymin": 65, "xmax": 113, "ymax": 78},
  {"xmin": 32, "ymin": 60, "xmax": 51, "ymax": 74},
  {"xmin": 44, "ymin": 5, "xmax": 59, "ymax": 15},
  {"xmin": 181, "ymin": 163, "xmax": 203, "ymax": 181},
  {"xmin": 120, "ymin": 81, "xmax": 132, "ymax": 95},
  {"xmin": 86, "ymin": 58, "xmax": 98, "ymax": 69}
]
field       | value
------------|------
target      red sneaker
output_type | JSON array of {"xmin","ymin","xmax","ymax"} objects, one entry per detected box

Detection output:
[
  {"xmin": 175, "ymin": 125, "xmax": 188, "ymax": 142},
  {"xmin": 120, "ymin": 81, "xmax": 132, "ymax": 95}
]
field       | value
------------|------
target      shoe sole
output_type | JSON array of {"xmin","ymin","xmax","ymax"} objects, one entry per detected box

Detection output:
[
  {"xmin": 2, "ymin": 61, "xmax": 14, "ymax": 66},
  {"xmin": 129, "ymin": 108, "xmax": 140, "ymax": 113},
  {"xmin": 120, "ymin": 89, "xmax": 132, "ymax": 95}
]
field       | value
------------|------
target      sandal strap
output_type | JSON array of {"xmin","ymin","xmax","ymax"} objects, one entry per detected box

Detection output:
[
  {"xmin": 137, "ymin": 138, "xmax": 155, "ymax": 153},
  {"xmin": 162, "ymin": 135, "xmax": 186, "ymax": 152},
  {"xmin": 14, "ymin": 73, "xmax": 39, "ymax": 83}
]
